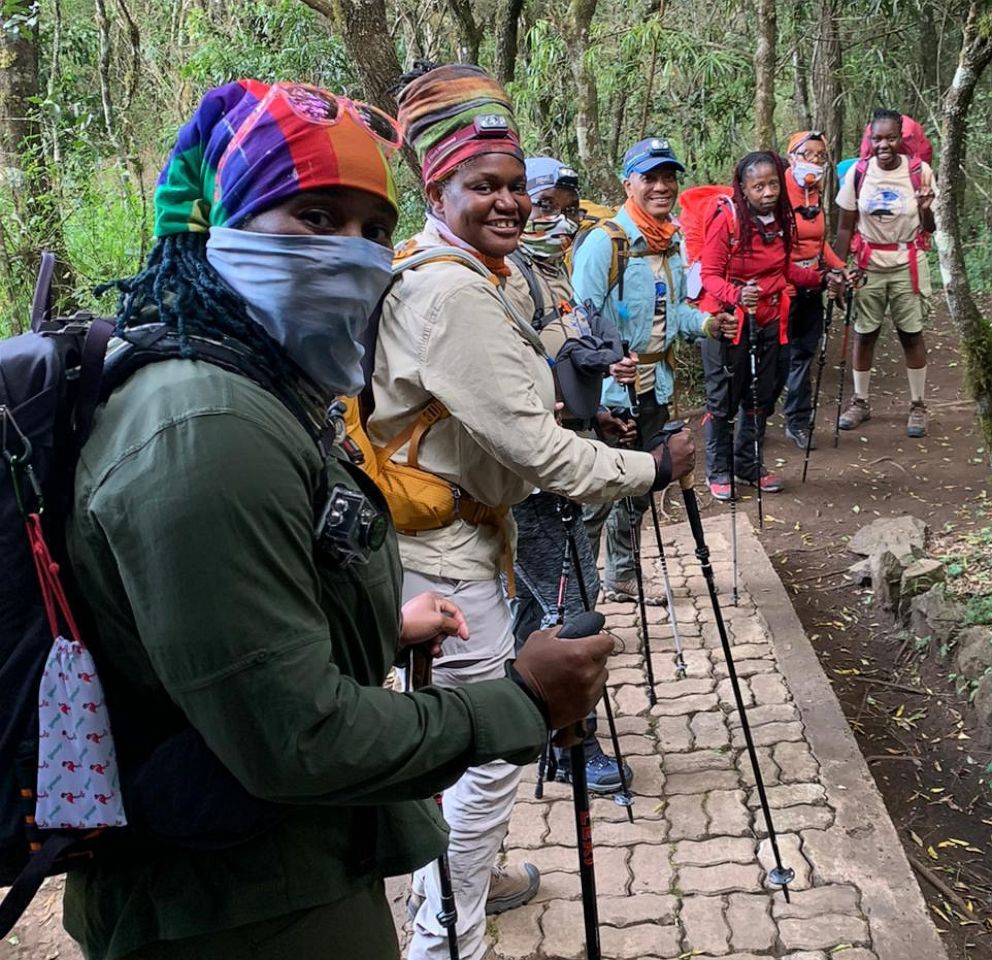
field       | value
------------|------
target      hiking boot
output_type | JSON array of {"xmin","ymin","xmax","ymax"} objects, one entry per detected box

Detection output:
[
  {"xmin": 736, "ymin": 472, "xmax": 784, "ymax": 493},
  {"xmin": 837, "ymin": 396, "xmax": 870, "ymax": 431},
  {"xmin": 907, "ymin": 400, "xmax": 928, "ymax": 438},
  {"xmin": 708, "ymin": 477, "xmax": 733, "ymax": 502},
  {"xmin": 784, "ymin": 423, "xmax": 815, "ymax": 451},
  {"xmin": 556, "ymin": 750, "xmax": 635, "ymax": 795},
  {"xmin": 486, "ymin": 862, "xmax": 541, "ymax": 915},
  {"xmin": 603, "ymin": 577, "xmax": 666, "ymax": 606}
]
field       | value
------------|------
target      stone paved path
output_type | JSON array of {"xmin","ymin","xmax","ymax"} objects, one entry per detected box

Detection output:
[{"xmin": 444, "ymin": 515, "xmax": 947, "ymax": 960}]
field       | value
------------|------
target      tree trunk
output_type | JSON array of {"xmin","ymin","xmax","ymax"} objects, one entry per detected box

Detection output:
[
  {"xmin": 562, "ymin": 0, "xmax": 620, "ymax": 202},
  {"xmin": 493, "ymin": 0, "xmax": 524, "ymax": 86},
  {"xmin": 444, "ymin": 0, "xmax": 482, "ymax": 64},
  {"xmin": 934, "ymin": 1, "xmax": 992, "ymax": 458},
  {"xmin": 303, "ymin": 0, "xmax": 420, "ymax": 177},
  {"xmin": 0, "ymin": 1, "xmax": 74, "ymax": 321},
  {"xmin": 812, "ymin": 0, "xmax": 842, "ymax": 230},
  {"xmin": 754, "ymin": 0, "xmax": 777, "ymax": 150},
  {"xmin": 791, "ymin": 3, "xmax": 812, "ymax": 129}
]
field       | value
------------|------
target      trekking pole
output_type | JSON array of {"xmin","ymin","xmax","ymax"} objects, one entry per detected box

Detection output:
[
  {"xmin": 618, "ymin": 343, "xmax": 658, "ymax": 705},
  {"xmin": 407, "ymin": 650, "xmax": 461, "ymax": 959},
  {"xmin": 670, "ymin": 424, "xmax": 795, "ymax": 902},
  {"xmin": 832, "ymin": 283, "xmax": 855, "ymax": 449},
  {"xmin": 801, "ymin": 296, "xmax": 835, "ymax": 484},
  {"xmin": 556, "ymin": 610, "xmax": 609, "ymax": 960},
  {"xmin": 558, "ymin": 498, "xmax": 634, "ymax": 820},
  {"xmin": 621, "ymin": 366, "xmax": 688, "ymax": 680},
  {"xmin": 722, "ymin": 336, "xmax": 740, "ymax": 608},
  {"xmin": 744, "ymin": 295, "xmax": 763, "ymax": 531}
]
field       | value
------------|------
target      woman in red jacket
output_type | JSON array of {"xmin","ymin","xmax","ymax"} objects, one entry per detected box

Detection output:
[{"xmin": 699, "ymin": 151, "xmax": 824, "ymax": 499}]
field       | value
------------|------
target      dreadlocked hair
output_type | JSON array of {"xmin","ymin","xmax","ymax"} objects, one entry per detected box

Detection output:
[
  {"xmin": 95, "ymin": 231, "xmax": 299, "ymax": 387},
  {"xmin": 731, "ymin": 150, "xmax": 795, "ymax": 262},
  {"xmin": 389, "ymin": 60, "xmax": 439, "ymax": 99}
]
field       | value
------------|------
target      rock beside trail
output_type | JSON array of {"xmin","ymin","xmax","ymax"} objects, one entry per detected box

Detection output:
[
  {"xmin": 909, "ymin": 586, "xmax": 965, "ymax": 644},
  {"xmin": 973, "ymin": 673, "xmax": 992, "ymax": 743},
  {"xmin": 870, "ymin": 550, "xmax": 905, "ymax": 615},
  {"xmin": 848, "ymin": 516, "xmax": 928, "ymax": 561},
  {"xmin": 847, "ymin": 559, "xmax": 872, "ymax": 586},
  {"xmin": 898, "ymin": 559, "xmax": 946, "ymax": 619},
  {"xmin": 955, "ymin": 625, "xmax": 992, "ymax": 681}
]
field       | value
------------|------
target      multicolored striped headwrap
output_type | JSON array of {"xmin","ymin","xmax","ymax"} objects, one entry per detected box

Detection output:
[
  {"xmin": 154, "ymin": 79, "xmax": 399, "ymax": 236},
  {"xmin": 396, "ymin": 64, "xmax": 523, "ymax": 185}
]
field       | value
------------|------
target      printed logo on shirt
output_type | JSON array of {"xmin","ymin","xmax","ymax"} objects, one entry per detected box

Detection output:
[{"xmin": 864, "ymin": 186, "xmax": 908, "ymax": 221}]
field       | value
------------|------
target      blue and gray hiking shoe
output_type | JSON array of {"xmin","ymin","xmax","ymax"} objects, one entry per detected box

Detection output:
[{"xmin": 556, "ymin": 750, "xmax": 635, "ymax": 795}]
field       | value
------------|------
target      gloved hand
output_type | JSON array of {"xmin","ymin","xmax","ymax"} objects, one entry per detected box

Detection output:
[
  {"xmin": 513, "ymin": 626, "xmax": 612, "ymax": 730},
  {"xmin": 646, "ymin": 425, "xmax": 695, "ymax": 490}
]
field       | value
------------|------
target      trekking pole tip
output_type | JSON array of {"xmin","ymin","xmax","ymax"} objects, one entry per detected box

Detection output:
[{"xmin": 768, "ymin": 864, "xmax": 796, "ymax": 901}]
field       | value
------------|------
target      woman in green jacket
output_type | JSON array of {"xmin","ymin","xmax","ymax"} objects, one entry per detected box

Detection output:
[{"xmin": 63, "ymin": 79, "xmax": 612, "ymax": 960}]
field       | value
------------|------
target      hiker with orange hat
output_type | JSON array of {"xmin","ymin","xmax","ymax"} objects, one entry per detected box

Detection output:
[{"xmin": 774, "ymin": 130, "xmax": 847, "ymax": 452}]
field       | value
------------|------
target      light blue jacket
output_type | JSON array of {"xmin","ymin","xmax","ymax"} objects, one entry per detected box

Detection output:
[{"xmin": 571, "ymin": 205, "xmax": 710, "ymax": 409}]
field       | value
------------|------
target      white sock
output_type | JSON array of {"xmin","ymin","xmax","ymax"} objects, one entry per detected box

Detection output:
[
  {"xmin": 852, "ymin": 370, "xmax": 871, "ymax": 401},
  {"xmin": 907, "ymin": 365, "xmax": 927, "ymax": 403}
]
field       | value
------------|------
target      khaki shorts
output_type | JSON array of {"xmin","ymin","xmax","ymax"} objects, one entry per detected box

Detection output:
[{"xmin": 854, "ymin": 261, "xmax": 931, "ymax": 335}]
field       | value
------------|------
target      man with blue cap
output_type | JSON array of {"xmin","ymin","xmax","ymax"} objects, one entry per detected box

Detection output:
[{"xmin": 573, "ymin": 137, "xmax": 735, "ymax": 604}]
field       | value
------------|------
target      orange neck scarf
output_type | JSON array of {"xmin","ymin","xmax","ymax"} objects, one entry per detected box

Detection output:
[{"xmin": 624, "ymin": 198, "xmax": 679, "ymax": 255}]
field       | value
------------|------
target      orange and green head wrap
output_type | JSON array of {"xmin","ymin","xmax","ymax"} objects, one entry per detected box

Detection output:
[
  {"xmin": 396, "ymin": 63, "xmax": 523, "ymax": 185},
  {"xmin": 154, "ymin": 79, "xmax": 399, "ymax": 236}
]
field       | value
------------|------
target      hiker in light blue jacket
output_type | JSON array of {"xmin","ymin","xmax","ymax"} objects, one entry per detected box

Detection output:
[{"xmin": 572, "ymin": 137, "xmax": 734, "ymax": 603}]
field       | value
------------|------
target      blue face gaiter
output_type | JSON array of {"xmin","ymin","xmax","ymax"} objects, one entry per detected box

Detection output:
[{"xmin": 206, "ymin": 227, "xmax": 393, "ymax": 396}]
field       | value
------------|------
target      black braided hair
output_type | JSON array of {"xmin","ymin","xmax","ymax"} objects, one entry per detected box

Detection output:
[
  {"xmin": 96, "ymin": 231, "xmax": 299, "ymax": 387},
  {"xmin": 871, "ymin": 108, "xmax": 903, "ymax": 132},
  {"xmin": 388, "ymin": 60, "xmax": 439, "ymax": 99},
  {"xmin": 731, "ymin": 150, "xmax": 795, "ymax": 262}
]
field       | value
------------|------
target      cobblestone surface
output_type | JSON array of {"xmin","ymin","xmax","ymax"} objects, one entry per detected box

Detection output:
[{"xmin": 479, "ymin": 517, "xmax": 946, "ymax": 959}]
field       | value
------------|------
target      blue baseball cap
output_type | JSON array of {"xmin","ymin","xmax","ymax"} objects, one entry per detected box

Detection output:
[
  {"xmin": 622, "ymin": 137, "xmax": 686, "ymax": 178},
  {"xmin": 525, "ymin": 156, "xmax": 580, "ymax": 200}
]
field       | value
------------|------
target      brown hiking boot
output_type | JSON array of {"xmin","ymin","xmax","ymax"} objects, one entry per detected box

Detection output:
[
  {"xmin": 837, "ymin": 396, "xmax": 870, "ymax": 431},
  {"xmin": 907, "ymin": 400, "xmax": 928, "ymax": 438}
]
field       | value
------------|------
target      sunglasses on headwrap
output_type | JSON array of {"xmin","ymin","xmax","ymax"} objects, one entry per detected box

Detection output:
[{"xmin": 262, "ymin": 82, "xmax": 403, "ymax": 153}]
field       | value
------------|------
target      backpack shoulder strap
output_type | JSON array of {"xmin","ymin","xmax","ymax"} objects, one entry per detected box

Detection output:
[
  {"xmin": 713, "ymin": 196, "xmax": 739, "ymax": 247},
  {"xmin": 74, "ymin": 317, "xmax": 117, "ymax": 443},
  {"xmin": 908, "ymin": 156, "xmax": 925, "ymax": 194},
  {"xmin": 506, "ymin": 250, "xmax": 553, "ymax": 328},
  {"xmin": 853, "ymin": 158, "xmax": 870, "ymax": 200},
  {"xmin": 596, "ymin": 220, "xmax": 630, "ymax": 299}
]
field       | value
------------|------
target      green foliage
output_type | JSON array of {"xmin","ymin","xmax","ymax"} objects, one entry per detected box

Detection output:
[{"xmin": 964, "ymin": 594, "xmax": 992, "ymax": 625}]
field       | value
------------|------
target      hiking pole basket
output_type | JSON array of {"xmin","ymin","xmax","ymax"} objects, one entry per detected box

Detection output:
[
  {"xmin": 801, "ymin": 297, "xmax": 835, "ymax": 483},
  {"xmin": 558, "ymin": 498, "xmax": 634, "ymax": 819},
  {"xmin": 832, "ymin": 286, "xmax": 855, "ymax": 448},
  {"xmin": 673, "ymin": 445, "xmax": 795, "ymax": 901}
]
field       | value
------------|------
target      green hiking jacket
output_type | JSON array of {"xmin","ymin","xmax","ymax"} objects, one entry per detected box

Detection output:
[{"xmin": 64, "ymin": 359, "xmax": 545, "ymax": 960}]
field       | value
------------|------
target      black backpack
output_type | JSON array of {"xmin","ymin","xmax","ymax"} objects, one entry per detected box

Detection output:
[{"xmin": 0, "ymin": 255, "xmax": 307, "ymax": 937}]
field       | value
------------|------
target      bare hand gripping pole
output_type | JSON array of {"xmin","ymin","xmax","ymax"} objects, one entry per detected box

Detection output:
[{"xmin": 670, "ymin": 423, "xmax": 795, "ymax": 902}]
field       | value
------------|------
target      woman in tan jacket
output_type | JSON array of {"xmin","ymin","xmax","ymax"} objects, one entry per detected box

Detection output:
[{"xmin": 368, "ymin": 63, "xmax": 691, "ymax": 960}]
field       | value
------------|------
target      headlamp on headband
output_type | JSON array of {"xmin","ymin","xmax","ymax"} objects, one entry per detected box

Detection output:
[
  {"xmin": 475, "ymin": 114, "xmax": 510, "ymax": 137},
  {"xmin": 529, "ymin": 166, "xmax": 580, "ymax": 193}
]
